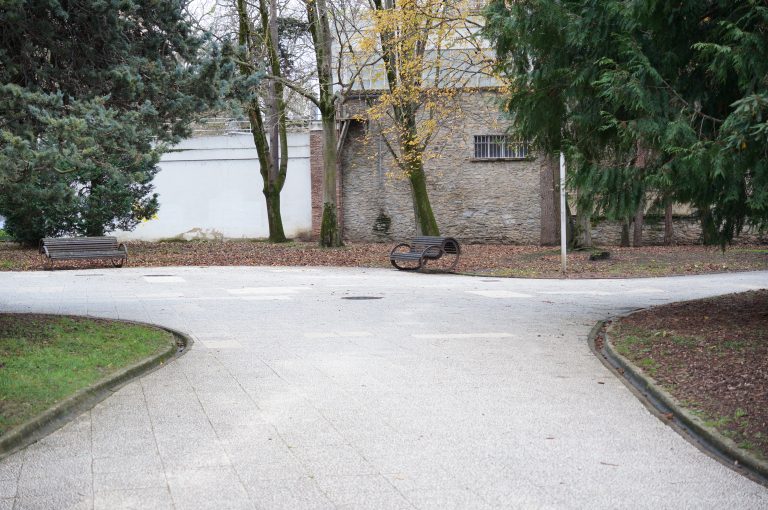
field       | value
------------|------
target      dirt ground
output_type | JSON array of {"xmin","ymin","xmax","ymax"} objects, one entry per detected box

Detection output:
[
  {"xmin": 610, "ymin": 290, "xmax": 768, "ymax": 462},
  {"xmin": 4, "ymin": 240, "xmax": 768, "ymax": 277}
]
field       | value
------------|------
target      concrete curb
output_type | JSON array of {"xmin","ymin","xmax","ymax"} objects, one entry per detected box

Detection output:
[
  {"xmin": 0, "ymin": 316, "xmax": 192, "ymax": 461},
  {"xmin": 587, "ymin": 319, "xmax": 768, "ymax": 486}
]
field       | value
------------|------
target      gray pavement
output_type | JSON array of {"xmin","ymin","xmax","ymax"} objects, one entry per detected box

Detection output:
[{"xmin": 0, "ymin": 267, "xmax": 767, "ymax": 509}]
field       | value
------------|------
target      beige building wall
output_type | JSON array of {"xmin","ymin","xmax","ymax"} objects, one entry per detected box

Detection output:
[{"xmin": 338, "ymin": 90, "xmax": 542, "ymax": 244}]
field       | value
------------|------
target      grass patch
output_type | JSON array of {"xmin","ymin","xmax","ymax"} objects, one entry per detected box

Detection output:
[
  {"xmin": 721, "ymin": 339, "xmax": 747, "ymax": 351},
  {"xmin": 0, "ymin": 315, "xmax": 175, "ymax": 436},
  {"xmin": 613, "ymin": 331, "xmax": 655, "ymax": 357},
  {"xmin": 668, "ymin": 334, "xmax": 698, "ymax": 347},
  {"xmin": 637, "ymin": 357, "xmax": 659, "ymax": 375},
  {"xmin": 473, "ymin": 267, "xmax": 543, "ymax": 278}
]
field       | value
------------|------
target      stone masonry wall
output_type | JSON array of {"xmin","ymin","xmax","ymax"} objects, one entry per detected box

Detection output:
[
  {"xmin": 591, "ymin": 217, "xmax": 767, "ymax": 245},
  {"xmin": 340, "ymin": 91, "xmax": 541, "ymax": 243},
  {"xmin": 591, "ymin": 217, "xmax": 703, "ymax": 245}
]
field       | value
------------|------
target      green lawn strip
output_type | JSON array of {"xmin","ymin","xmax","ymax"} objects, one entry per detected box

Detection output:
[
  {"xmin": 0, "ymin": 315, "xmax": 175, "ymax": 436},
  {"xmin": 611, "ymin": 322, "xmax": 767, "ymax": 462}
]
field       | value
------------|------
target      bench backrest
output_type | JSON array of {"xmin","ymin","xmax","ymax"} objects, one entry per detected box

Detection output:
[
  {"xmin": 412, "ymin": 236, "xmax": 460, "ymax": 254},
  {"xmin": 41, "ymin": 237, "xmax": 120, "ymax": 254}
]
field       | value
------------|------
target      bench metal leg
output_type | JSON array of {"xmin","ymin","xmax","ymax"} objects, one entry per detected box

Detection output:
[
  {"xmin": 391, "ymin": 258, "xmax": 421, "ymax": 271},
  {"xmin": 111, "ymin": 257, "xmax": 126, "ymax": 268},
  {"xmin": 446, "ymin": 252, "xmax": 460, "ymax": 272},
  {"xmin": 390, "ymin": 243, "xmax": 422, "ymax": 271}
]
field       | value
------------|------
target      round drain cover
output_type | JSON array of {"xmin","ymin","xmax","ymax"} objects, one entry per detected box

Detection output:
[{"xmin": 341, "ymin": 296, "xmax": 383, "ymax": 300}]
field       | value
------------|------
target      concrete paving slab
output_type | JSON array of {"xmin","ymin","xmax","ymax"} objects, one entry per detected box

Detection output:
[
  {"xmin": 94, "ymin": 488, "xmax": 174, "ymax": 510},
  {"xmin": 0, "ymin": 479, "xmax": 15, "ymax": 499},
  {"xmin": 244, "ymin": 477, "xmax": 334, "ymax": 510},
  {"xmin": 0, "ymin": 268, "xmax": 767, "ymax": 508}
]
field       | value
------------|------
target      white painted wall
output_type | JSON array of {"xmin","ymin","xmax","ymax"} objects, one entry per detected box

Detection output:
[{"xmin": 116, "ymin": 132, "xmax": 312, "ymax": 241}]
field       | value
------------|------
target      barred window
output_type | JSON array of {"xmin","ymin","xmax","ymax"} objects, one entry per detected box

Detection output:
[{"xmin": 473, "ymin": 135, "xmax": 529, "ymax": 160}]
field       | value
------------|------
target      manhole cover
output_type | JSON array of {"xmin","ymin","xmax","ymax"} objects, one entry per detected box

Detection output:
[
  {"xmin": 341, "ymin": 296, "xmax": 383, "ymax": 300},
  {"xmin": 481, "ymin": 279, "xmax": 500, "ymax": 282},
  {"xmin": 144, "ymin": 274, "xmax": 176, "ymax": 277}
]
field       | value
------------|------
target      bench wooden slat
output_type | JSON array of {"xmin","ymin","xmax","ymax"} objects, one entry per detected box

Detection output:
[
  {"xmin": 48, "ymin": 252, "xmax": 126, "ymax": 259},
  {"xmin": 40, "ymin": 237, "xmax": 128, "ymax": 268}
]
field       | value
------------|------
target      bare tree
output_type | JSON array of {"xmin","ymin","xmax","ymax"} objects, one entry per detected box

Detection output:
[{"xmin": 349, "ymin": 0, "xmax": 496, "ymax": 235}]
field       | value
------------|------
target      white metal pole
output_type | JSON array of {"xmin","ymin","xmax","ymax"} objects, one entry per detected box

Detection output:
[{"xmin": 560, "ymin": 152, "xmax": 567, "ymax": 273}]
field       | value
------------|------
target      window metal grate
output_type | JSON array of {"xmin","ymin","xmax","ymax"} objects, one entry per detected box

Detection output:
[{"xmin": 473, "ymin": 135, "xmax": 529, "ymax": 160}]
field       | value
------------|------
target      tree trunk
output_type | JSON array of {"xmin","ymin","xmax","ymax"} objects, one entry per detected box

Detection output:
[
  {"xmin": 237, "ymin": 0, "xmax": 288, "ymax": 243},
  {"xmin": 248, "ymin": 106, "xmax": 288, "ymax": 243},
  {"xmin": 700, "ymin": 207, "xmax": 717, "ymax": 245},
  {"xmin": 632, "ymin": 198, "xmax": 644, "ymax": 247},
  {"xmin": 575, "ymin": 208, "xmax": 592, "ymax": 249},
  {"xmin": 621, "ymin": 220, "xmax": 630, "ymax": 247},
  {"xmin": 408, "ymin": 161, "xmax": 439, "ymax": 236},
  {"xmin": 539, "ymin": 157, "xmax": 559, "ymax": 245},
  {"xmin": 306, "ymin": 0, "xmax": 342, "ymax": 247},
  {"xmin": 574, "ymin": 187, "xmax": 592, "ymax": 249},
  {"xmin": 263, "ymin": 186, "xmax": 286, "ymax": 242},
  {"xmin": 319, "ymin": 114, "xmax": 341, "ymax": 247},
  {"xmin": 664, "ymin": 201, "xmax": 674, "ymax": 245},
  {"xmin": 632, "ymin": 142, "xmax": 647, "ymax": 248}
]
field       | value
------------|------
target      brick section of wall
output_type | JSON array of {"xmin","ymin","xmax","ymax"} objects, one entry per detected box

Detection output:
[
  {"xmin": 309, "ymin": 129, "xmax": 324, "ymax": 240},
  {"xmin": 340, "ymin": 91, "xmax": 542, "ymax": 244},
  {"xmin": 309, "ymin": 127, "xmax": 345, "ymax": 241}
]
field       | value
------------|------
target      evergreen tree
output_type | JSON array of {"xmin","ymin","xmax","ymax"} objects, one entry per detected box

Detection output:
[
  {"xmin": 484, "ymin": 0, "xmax": 768, "ymax": 245},
  {"xmin": 0, "ymin": 0, "xmax": 228, "ymax": 243}
]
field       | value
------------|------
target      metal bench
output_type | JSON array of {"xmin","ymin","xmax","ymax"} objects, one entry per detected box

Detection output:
[
  {"xmin": 389, "ymin": 236, "xmax": 461, "ymax": 272},
  {"xmin": 39, "ymin": 236, "xmax": 128, "ymax": 268}
]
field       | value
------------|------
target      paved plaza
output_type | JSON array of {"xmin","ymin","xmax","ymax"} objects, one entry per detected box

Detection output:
[{"xmin": 0, "ymin": 267, "xmax": 767, "ymax": 509}]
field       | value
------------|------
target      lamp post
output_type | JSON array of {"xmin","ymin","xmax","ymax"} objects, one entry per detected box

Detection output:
[{"xmin": 560, "ymin": 152, "xmax": 567, "ymax": 273}]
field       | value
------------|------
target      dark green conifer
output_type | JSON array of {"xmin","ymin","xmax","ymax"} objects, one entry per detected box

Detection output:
[{"xmin": 0, "ymin": 0, "xmax": 229, "ymax": 243}]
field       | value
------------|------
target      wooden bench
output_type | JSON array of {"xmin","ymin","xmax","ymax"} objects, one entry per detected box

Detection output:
[
  {"xmin": 389, "ymin": 236, "xmax": 461, "ymax": 272},
  {"xmin": 39, "ymin": 237, "xmax": 128, "ymax": 268}
]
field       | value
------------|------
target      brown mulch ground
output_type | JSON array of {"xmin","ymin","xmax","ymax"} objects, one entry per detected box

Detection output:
[
  {"xmin": 610, "ymin": 290, "xmax": 768, "ymax": 461},
  {"xmin": 2, "ymin": 240, "xmax": 767, "ymax": 277}
]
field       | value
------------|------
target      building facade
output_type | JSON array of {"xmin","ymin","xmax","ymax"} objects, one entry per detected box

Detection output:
[{"xmin": 311, "ymin": 90, "xmax": 551, "ymax": 244}]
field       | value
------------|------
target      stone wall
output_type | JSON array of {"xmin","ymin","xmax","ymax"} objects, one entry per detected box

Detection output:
[
  {"xmin": 339, "ymin": 90, "xmax": 541, "ymax": 243},
  {"xmin": 590, "ymin": 217, "xmax": 703, "ymax": 246},
  {"xmin": 590, "ymin": 217, "xmax": 767, "ymax": 246}
]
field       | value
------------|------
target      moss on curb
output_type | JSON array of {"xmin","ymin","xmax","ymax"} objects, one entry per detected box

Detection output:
[
  {"xmin": 0, "ymin": 316, "xmax": 192, "ymax": 461},
  {"xmin": 588, "ymin": 319, "xmax": 768, "ymax": 486}
]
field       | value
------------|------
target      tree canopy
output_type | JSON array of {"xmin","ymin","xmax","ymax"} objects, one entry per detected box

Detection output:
[
  {"xmin": 484, "ymin": 0, "xmax": 768, "ymax": 245},
  {"xmin": 0, "ymin": 0, "xmax": 228, "ymax": 242}
]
